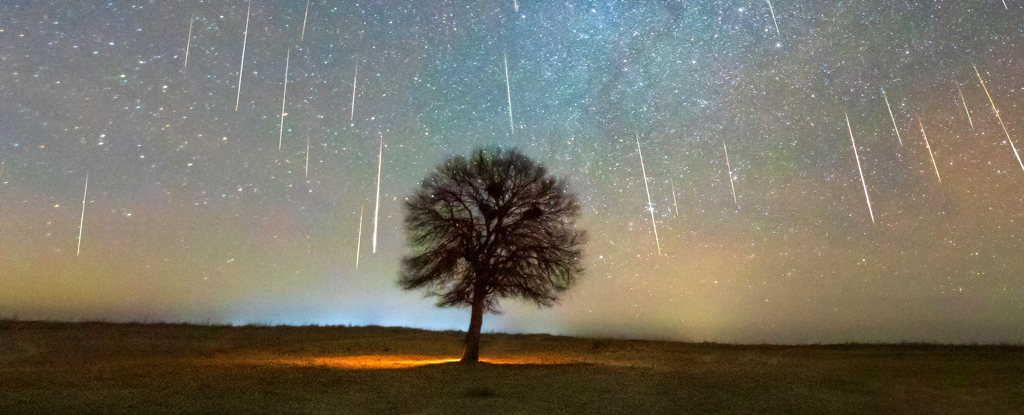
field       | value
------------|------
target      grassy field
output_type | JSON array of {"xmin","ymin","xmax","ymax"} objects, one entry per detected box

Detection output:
[{"xmin": 1, "ymin": 320, "xmax": 1021, "ymax": 414}]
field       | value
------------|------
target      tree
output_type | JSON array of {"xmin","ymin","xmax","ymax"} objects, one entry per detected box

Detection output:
[{"xmin": 400, "ymin": 147, "xmax": 586, "ymax": 362}]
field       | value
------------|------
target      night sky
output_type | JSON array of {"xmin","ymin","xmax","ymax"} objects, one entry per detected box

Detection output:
[{"xmin": 1, "ymin": 0, "xmax": 1022, "ymax": 344}]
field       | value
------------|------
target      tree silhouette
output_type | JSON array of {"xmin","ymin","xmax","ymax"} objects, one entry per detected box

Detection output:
[{"xmin": 400, "ymin": 147, "xmax": 586, "ymax": 362}]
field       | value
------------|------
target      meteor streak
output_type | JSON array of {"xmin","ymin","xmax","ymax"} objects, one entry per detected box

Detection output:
[
  {"xmin": 882, "ymin": 90, "xmax": 903, "ymax": 146},
  {"xmin": 671, "ymin": 182, "xmax": 679, "ymax": 218},
  {"xmin": 846, "ymin": 112, "xmax": 875, "ymax": 224},
  {"xmin": 300, "ymin": 0, "xmax": 310, "ymax": 42},
  {"xmin": 77, "ymin": 171, "xmax": 89, "ymax": 256},
  {"xmin": 635, "ymin": 134, "xmax": 662, "ymax": 256},
  {"xmin": 974, "ymin": 65, "xmax": 1024, "ymax": 173},
  {"xmin": 350, "ymin": 65, "xmax": 358, "ymax": 121},
  {"xmin": 279, "ymin": 47, "xmax": 290, "ymax": 150},
  {"xmin": 917, "ymin": 117, "xmax": 941, "ymax": 183},
  {"xmin": 183, "ymin": 16, "xmax": 193, "ymax": 71},
  {"xmin": 766, "ymin": 0, "xmax": 780, "ymax": 36},
  {"xmin": 235, "ymin": 0, "xmax": 251, "ymax": 111},
  {"xmin": 514, "ymin": 0, "xmax": 519, "ymax": 12},
  {"xmin": 305, "ymin": 132, "xmax": 310, "ymax": 179},
  {"xmin": 356, "ymin": 204, "xmax": 364, "ymax": 271},
  {"xmin": 958, "ymin": 85, "xmax": 974, "ymax": 129},
  {"xmin": 372, "ymin": 134, "xmax": 383, "ymax": 254},
  {"xmin": 723, "ymin": 141, "xmax": 737, "ymax": 205},
  {"xmin": 504, "ymin": 53, "xmax": 514, "ymax": 136}
]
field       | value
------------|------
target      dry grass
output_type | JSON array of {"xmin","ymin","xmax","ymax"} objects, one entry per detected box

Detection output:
[{"xmin": 1, "ymin": 320, "xmax": 1021, "ymax": 414}]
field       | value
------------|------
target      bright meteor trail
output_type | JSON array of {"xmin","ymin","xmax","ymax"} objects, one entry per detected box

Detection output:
[
  {"xmin": 636, "ymin": 133, "xmax": 661, "ymax": 256},
  {"xmin": 504, "ymin": 53, "xmax": 514, "ymax": 136},
  {"xmin": 957, "ymin": 85, "xmax": 974, "ymax": 129},
  {"xmin": 279, "ymin": 47, "xmax": 290, "ymax": 151},
  {"xmin": 765, "ymin": 0, "xmax": 780, "ymax": 36},
  {"xmin": 846, "ymin": 111, "xmax": 875, "ymax": 224},
  {"xmin": 917, "ymin": 117, "xmax": 941, "ymax": 184},
  {"xmin": 235, "ymin": 0, "xmax": 251, "ymax": 111},
  {"xmin": 723, "ymin": 141, "xmax": 737, "ymax": 205},
  {"xmin": 77, "ymin": 171, "xmax": 88, "ymax": 256},
  {"xmin": 974, "ymin": 65, "xmax": 1024, "ymax": 173},
  {"xmin": 356, "ymin": 204, "xmax": 364, "ymax": 271},
  {"xmin": 350, "ymin": 65, "xmax": 357, "ymax": 122},
  {"xmin": 300, "ymin": 0, "xmax": 310, "ymax": 43},
  {"xmin": 882, "ymin": 90, "xmax": 903, "ymax": 146},
  {"xmin": 372, "ymin": 134, "xmax": 383, "ymax": 254},
  {"xmin": 671, "ymin": 182, "xmax": 678, "ymax": 218},
  {"xmin": 183, "ymin": 16, "xmax": 193, "ymax": 72}
]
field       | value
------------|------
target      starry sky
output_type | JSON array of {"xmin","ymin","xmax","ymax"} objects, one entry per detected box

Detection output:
[{"xmin": 1, "ymin": 0, "xmax": 1022, "ymax": 344}]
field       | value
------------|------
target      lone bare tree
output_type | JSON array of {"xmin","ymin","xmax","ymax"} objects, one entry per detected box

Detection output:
[{"xmin": 400, "ymin": 148, "xmax": 586, "ymax": 362}]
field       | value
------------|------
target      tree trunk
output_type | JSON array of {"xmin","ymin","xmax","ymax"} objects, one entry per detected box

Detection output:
[{"xmin": 461, "ymin": 293, "xmax": 485, "ymax": 363}]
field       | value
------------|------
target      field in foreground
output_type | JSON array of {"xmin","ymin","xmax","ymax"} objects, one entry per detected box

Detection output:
[{"xmin": 1, "ymin": 321, "xmax": 1022, "ymax": 414}]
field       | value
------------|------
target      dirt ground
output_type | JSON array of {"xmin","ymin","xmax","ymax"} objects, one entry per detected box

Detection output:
[{"xmin": 1, "ymin": 320, "xmax": 1021, "ymax": 414}]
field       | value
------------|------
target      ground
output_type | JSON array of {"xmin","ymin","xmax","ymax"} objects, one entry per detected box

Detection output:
[{"xmin": 1, "ymin": 321, "xmax": 1021, "ymax": 414}]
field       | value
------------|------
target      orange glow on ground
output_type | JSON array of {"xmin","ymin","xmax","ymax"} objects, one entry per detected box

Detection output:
[{"xmin": 226, "ymin": 354, "xmax": 584, "ymax": 369}]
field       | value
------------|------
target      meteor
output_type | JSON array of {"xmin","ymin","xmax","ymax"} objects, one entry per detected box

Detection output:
[
  {"xmin": 671, "ymin": 182, "xmax": 679, "ymax": 218},
  {"xmin": 766, "ymin": 0, "xmax": 780, "ymax": 36},
  {"xmin": 183, "ymin": 16, "xmax": 193, "ymax": 71},
  {"xmin": 279, "ymin": 47, "xmax": 290, "ymax": 150},
  {"xmin": 916, "ymin": 117, "xmax": 941, "ymax": 183},
  {"xmin": 957, "ymin": 85, "xmax": 974, "ymax": 129},
  {"xmin": 723, "ymin": 141, "xmax": 737, "ymax": 205},
  {"xmin": 846, "ymin": 112, "xmax": 875, "ymax": 224},
  {"xmin": 372, "ymin": 134, "xmax": 383, "ymax": 254},
  {"xmin": 504, "ymin": 53, "xmax": 514, "ymax": 136},
  {"xmin": 635, "ymin": 134, "xmax": 662, "ymax": 256},
  {"xmin": 300, "ymin": 0, "xmax": 310, "ymax": 42},
  {"xmin": 77, "ymin": 171, "xmax": 89, "ymax": 256},
  {"xmin": 235, "ymin": 0, "xmax": 251, "ymax": 111},
  {"xmin": 974, "ymin": 65, "xmax": 1024, "ymax": 173},
  {"xmin": 356, "ymin": 204, "xmax": 364, "ymax": 271},
  {"xmin": 305, "ymin": 132, "xmax": 310, "ymax": 179},
  {"xmin": 882, "ymin": 90, "xmax": 903, "ymax": 146},
  {"xmin": 350, "ymin": 65, "xmax": 358, "ymax": 122}
]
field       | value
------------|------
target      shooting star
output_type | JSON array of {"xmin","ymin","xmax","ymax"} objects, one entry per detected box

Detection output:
[
  {"xmin": 350, "ymin": 65, "xmax": 358, "ymax": 122},
  {"xmin": 635, "ymin": 134, "xmax": 662, "ymax": 256},
  {"xmin": 77, "ymin": 171, "xmax": 89, "ymax": 256},
  {"xmin": 504, "ymin": 53, "xmax": 514, "ymax": 136},
  {"xmin": 671, "ymin": 182, "xmax": 679, "ymax": 218},
  {"xmin": 723, "ymin": 141, "xmax": 738, "ymax": 205},
  {"xmin": 356, "ymin": 204, "xmax": 364, "ymax": 270},
  {"xmin": 514, "ymin": 0, "xmax": 519, "ymax": 12},
  {"xmin": 882, "ymin": 90, "xmax": 903, "ymax": 146},
  {"xmin": 372, "ymin": 134, "xmax": 383, "ymax": 254},
  {"xmin": 300, "ymin": 0, "xmax": 310, "ymax": 42},
  {"xmin": 917, "ymin": 117, "xmax": 941, "ymax": 183},
  {"xmin": 974, "ymin": 65, "xmax": 1024, "ymax": 173},
  {"xmin": 0, "ymin": 160, "xmax": 5, "ymax": 183},
  {"xmin": 766, "ymin": 0, "xmax": 780, "ymax": 36},
  {"xmin": 235, "ymin": 0, "xmax": 251, "ymax": 111},
  {"xmin": 1002, "ymin": 0, "xmax": 1008, "ymax": 10},
  {"xmin": 279, "ymin": 47, "xmax": 290, "ymax": 150},
  {"xmin": 846, "ymin": 111, "xmax": 875, "ymax": 224},
  {"xmin": 957, "ymin": 85, "xmax": 974, "ymax": 129},
  {"xmin": 183, "ymin": 16, "xmax": 193, "ymax": 71},
  {"xmin": 305, "ymin": 132, "xmax": 310, "ymax": 179}
]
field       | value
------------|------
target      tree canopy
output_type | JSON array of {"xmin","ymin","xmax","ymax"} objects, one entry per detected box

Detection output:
[{"xmin": 400, "ymin": 147, "xmax": 586, "ymax": 361}]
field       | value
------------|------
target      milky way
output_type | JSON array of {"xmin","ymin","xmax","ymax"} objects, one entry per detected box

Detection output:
[{"xmin": 1, "ymin": 1, "xmax": 1022, "ymax": 344}]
